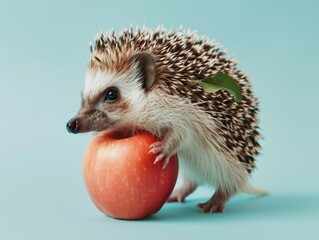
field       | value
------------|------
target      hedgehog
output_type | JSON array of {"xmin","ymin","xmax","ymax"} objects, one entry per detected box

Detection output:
[{"xmin": 66, "ymin": 26, "xmax": 267, "ymax": 213}]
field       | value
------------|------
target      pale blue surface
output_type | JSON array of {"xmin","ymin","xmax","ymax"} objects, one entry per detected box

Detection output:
[{"xmin": 1, "ymin": 0, "xmax": 318, "ymax": 239}]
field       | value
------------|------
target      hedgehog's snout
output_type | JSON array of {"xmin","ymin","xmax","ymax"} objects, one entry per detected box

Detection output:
[
  {"xmin": 66, "ymin": 118, "xmax": 80, "ymax": 134},
  {"xmin": 66, "ymin": 110, "xmax": 109, "ymax": 134}
]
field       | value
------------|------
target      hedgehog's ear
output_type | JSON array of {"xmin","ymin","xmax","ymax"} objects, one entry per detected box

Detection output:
[{"xmin": 131, "ymin": 52, "xmax": 157, "ymax": 91}]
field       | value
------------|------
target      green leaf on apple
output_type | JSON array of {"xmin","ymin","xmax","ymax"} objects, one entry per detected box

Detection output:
[{"xmin": 197, "ymin": 72, "xmax": 243, "ymax": 103}]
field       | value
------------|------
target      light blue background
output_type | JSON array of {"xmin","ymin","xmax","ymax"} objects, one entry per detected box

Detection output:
[{"xmin": 1, "ymin": 0, "xmax": 318, "ymax": 239}]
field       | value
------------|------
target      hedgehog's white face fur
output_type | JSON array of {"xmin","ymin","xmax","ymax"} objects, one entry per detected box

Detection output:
[
  {"xmin": 84, "ymin": 69, "xmax": 146, "ymax": 131},
  {"xmin": 72, "ymin": 52, "xmax": 157, "ymax": 134}
]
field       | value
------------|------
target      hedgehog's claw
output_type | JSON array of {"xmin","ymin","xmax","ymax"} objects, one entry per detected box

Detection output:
[
  {"xmin": 153, "ymin": 153, "xmax": 171, "ymax": 169},
  {"xmin": 162, "ymin": 157, "xmax": 170, "ymax": 169},
  {"xmin": 154, "ymin": 153, "xmax": 165, "ymax": 164},
  {"xmin": 150, "ymin": 141, "xmax": 171, "ymax": 168},
  {"xmin": 149, "ymin": 141, "xmax": 163, "ymax": 154}
]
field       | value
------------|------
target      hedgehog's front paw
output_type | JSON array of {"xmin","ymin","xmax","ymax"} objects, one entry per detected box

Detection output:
[{"xmin": 149, "ymin": 141, "xmax": 171, "ymax": 169}]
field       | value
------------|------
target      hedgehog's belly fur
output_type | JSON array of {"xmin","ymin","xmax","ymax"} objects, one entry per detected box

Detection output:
[{"xmin": 177, "ymin": 138, "xmax": 249, "ymax": 194}]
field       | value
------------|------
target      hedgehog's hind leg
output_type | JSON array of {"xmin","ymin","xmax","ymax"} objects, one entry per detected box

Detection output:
[
  {"xmin": 167, "ymin": 175, "xmax": 198, "ymax": 203},
  {"xmin": 196, "ymin": 189, "xmax": 230, "ymax": 213}
]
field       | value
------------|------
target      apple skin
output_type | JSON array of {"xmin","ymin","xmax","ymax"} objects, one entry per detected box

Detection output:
[{"xmin": 82, "ymin": 130, "xmax": 179, "ymax": 220}]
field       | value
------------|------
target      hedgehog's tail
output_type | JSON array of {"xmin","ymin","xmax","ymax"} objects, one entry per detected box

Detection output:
[{"xmin": 241, "ymin": 183, "xmax": 269, "ymax": 196}]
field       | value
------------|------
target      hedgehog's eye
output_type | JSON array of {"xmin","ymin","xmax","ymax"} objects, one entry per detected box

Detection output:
[{"xmin": 104, "ymin": 88, "xmax": 119, "ymax": 102}]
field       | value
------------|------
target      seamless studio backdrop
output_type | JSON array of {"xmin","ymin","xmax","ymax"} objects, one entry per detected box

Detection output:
[{"xmin": 0, "ymin": 1, "xmax": 318, "ymax": 240}]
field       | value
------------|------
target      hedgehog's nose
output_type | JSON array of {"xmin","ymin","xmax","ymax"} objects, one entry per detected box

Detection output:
[{"xmin": 66, "ymin": 118, "xmax": 80, "ymax": 134}]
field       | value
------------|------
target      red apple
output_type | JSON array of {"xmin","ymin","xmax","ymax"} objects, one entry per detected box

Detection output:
[{"xmin": 82, "ymin": 130, "xmax": 178, "ymax": 220}]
